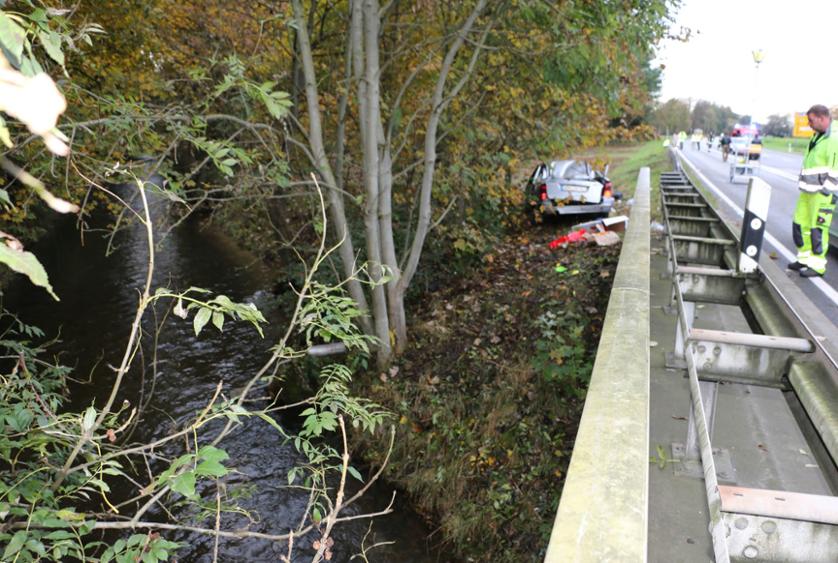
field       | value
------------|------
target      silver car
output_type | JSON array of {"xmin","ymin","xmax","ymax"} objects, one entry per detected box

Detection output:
[{"xmin": 524, "ymin": 160, "xmax": 615, "ymax": 223}]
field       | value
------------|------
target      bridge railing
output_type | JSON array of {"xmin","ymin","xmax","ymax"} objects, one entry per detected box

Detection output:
[{"xmin": 544, "ymin": 167, "xmax": 651, "ymax": 562}]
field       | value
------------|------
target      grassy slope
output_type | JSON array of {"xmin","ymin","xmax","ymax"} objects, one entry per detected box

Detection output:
[
  {"xmin": 762, "ymin": 135, "xmax": 808, "ymax": 154},
  {"xmin": 356, "ymin": 229, "xmax": 620, "ymax": 562},
  {"xmin": 577, "ymin": 139, "xmax": 672, "ymax": 220},
  {"xmin": 354, "ymin": 141, "xmax": 665, "ymax": 561}
]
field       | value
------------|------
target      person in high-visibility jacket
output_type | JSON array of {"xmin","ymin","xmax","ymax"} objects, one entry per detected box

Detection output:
[{"xmin": 789, "ymin": 104, "xmax": 838, "ymax": 277}]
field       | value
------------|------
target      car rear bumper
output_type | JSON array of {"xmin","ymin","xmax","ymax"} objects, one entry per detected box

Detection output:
[{"xmin": 540, "ymin": 202, "xmax": 612, "ymax": 216}]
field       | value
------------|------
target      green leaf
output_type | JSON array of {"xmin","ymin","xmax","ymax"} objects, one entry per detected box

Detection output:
[
  {"xmin": 81, "ymin": 406, "xmax": 96, "ymax": 431},
  {"xmin": 211, "ymin": 311, "xmax": 224, "ymax": 332},
  {"xmin": 195, "ymin": 459, "xmax": 227, "ymax": 477},
  {"xmin": 38, "ymin": 30, "xmax": 64, "ymax": 66},
  {"xmin": 197, "ymin": 445, "xmax": 229, "ymax": 464},
  {"xmin": 30, "ymin": 9, "xmax": 48, "ymax": 24},
  {"xmin": 0, "ymin": 243, "xmax": 59, "ymax": 300},
  {"xmin": 3, "ymin": 530, "xmax": 27, "ymax": 560},
  {"xmin": 0, "ymin": 13, "xmax": 26, "ymax": 65},
  {"xmin": 44, "ymin": 530, "xmax": 76, "ymax": 541},
  {"xmin": 256, "ymin": 412, "xmax": 283, "ymax": 433},
  {"xmin": 193, "ymin": 307, "xmax": 211, "ymax": 336},
  {"xmin": 170, "ymin": 471, "xmax": 196, "ymax": 499},
  {"xmin": 155, "ymin": 454, "xmax": 193, "ymax": 488},
  {"xmin": 347, "ymin": 465, "xmax": 364, "ymax": 483},
  {"xmin": 25, "ymin": 538, "xmax": 47, "ymax": 557},
  {"xmin": 88, "ymin": 478, "xmax": 111, "ymax": 493},
  {"xmin": 18, "ymin": 54, "xmax": 44, "ymax": 77}
]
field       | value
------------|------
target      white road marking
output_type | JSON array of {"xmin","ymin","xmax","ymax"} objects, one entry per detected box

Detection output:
[
  {"xmin": 677, "ymin": 150, "xmax": 838, "ymax": 307},
  {"xmin": 761, "ymin": 164, "xmax": 798, "ymax": 183}
]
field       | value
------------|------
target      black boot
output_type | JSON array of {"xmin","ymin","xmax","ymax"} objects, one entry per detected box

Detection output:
[
  {"xmin": 800, "ymin": 267, "xmax": 824, "ymax": 278},
  {"xmin": 787, "ymin": 261, "xmax": 806, "ymax": 271}
]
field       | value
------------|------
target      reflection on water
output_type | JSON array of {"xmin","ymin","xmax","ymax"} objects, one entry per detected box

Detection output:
[{"xmin": 4, "ymin": 189, "xmax": 438, "ymax": 562}]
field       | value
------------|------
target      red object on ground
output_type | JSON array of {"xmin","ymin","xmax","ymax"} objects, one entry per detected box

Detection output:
[{"xmin": 548, "ymin": 228, "xmax": 587, "ymax": 249}]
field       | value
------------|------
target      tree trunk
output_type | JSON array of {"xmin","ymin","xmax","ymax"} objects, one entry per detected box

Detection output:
[
  {"xmin": 291, "ymin": 0, "xmax": 372, "ymax": 335},
  {"xmin": 378, "ymin": 143, "xmax": 406, "ymax": 351},
  {"xmin": 398, "ymin": 0, "xmax": 488, "ymax": 294},
  {"xmin": 334, "ymin": 9, "xmax": 353, "ymax": 193},
  {"xmin": 360, "ymin": 0, "xmax": 392, "ymax": 368}
]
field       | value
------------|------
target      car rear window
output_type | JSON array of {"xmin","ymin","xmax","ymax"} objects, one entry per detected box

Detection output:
[{"xmin": 563, "ymin": 161, "xmax": 589, "ymax": 179}]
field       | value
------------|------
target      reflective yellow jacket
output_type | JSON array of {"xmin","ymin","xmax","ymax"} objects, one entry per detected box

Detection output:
[{"xmin": 799, "ymin": 126, "xmax": 838, "ymax": 193}]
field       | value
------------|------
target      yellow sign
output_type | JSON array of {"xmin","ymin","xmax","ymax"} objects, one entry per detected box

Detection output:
[{"xmin": 793, "ymin": 113, "xmax": 814, "ymax": 138}]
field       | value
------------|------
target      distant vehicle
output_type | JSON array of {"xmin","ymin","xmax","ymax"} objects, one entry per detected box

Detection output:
[
  {"xmin": 730, "ymin": 134, "xmax": 762, "ymax": 161},
  {"xmin": 727, "ymin": 124, "xmax": 762, "ymax": 160},
  {"xmin": 523, "ymin": 160, "xmax": 619, "ymax": 224}
]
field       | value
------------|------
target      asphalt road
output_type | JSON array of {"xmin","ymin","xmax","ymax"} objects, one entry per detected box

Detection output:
[{"xmin": 676, "ymin": 144, "xmax": 838, "ymax": 318}]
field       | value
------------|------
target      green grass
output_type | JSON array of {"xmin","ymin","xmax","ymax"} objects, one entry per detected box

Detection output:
[
  {"xmin": 762, "ymin": 135, "xmax": 808, "ymax": 154},
  {"xmin": 577, "ymin": 139, "xmax": 672, "ymax": 219}
]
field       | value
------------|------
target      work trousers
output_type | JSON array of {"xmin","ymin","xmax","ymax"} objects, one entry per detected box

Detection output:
[{"xmin": 792, "ymin": 190, "xmax": 836, "ymax": 274}]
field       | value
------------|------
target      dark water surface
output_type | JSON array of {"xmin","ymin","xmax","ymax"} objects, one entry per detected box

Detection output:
[{"xmin": 4, "ymin": 191, "xmax": 439, "ymax": 562}]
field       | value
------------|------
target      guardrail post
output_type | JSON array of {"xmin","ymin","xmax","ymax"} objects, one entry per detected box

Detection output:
[{"xmin": 673, "ymin": 301, "xmax": 694, "ymax": 360}]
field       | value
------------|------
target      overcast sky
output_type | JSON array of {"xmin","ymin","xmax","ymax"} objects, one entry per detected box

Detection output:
[{"xmin": 654, "ymin": 0, "xmax": 838, "ymax": 122}]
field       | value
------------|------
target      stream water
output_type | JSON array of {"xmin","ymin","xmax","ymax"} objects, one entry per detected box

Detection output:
[{"xmin": 3, "ymin": 188, "xmax": 439, "ymax": 562}]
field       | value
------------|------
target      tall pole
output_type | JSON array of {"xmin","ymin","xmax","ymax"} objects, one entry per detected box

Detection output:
[{"xmin": 752, "ymin": 49, "xmax": 764, "ymax": 126}]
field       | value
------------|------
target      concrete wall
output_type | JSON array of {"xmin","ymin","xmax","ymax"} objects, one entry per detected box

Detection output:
[{"xmin": 544, "ymin": 167, "xmax": 651, "ymax": 562}]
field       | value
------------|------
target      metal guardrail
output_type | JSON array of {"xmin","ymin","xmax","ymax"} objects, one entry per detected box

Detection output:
[
  {"xmin": 545, "ymin": 157, "xmax": 838, "ymax": 562},
  {"xmin": 660, "ymin": 160, "xmax": 838, "ymax": 562},
  {"xmin": 544, "ymin": 167, "xmax": 651, "ymax": 562}
]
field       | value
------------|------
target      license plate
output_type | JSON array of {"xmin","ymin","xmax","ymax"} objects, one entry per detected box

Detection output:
[{"xmin": 564, "ymin": 184, "xmax": 589, "ymax": 193}]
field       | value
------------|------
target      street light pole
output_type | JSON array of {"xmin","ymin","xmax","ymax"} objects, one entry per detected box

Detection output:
[{"xmin": 752, "ymin": 49, "xmax": 764, "ymax": 126}]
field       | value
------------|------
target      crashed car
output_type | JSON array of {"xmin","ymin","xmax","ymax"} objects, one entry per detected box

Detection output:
[{"xmin": 524, "ymin": 160, "xmax": 619, "ymax": 224}]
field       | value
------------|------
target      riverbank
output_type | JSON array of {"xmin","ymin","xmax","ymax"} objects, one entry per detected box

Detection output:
[{"xmin": 354, "ymin": 223, "xmax": 621, "ymax": 562}]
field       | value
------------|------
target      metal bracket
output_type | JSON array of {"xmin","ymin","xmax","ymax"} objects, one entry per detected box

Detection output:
[
  {"xmin": 671, "ymin": 443, "xmax": 737, "ymax": 483},
  {"xmin": 719, "ymin": 486, "xmax": 838, "ymax": 525},
  {"xmin": 688, "ymin": 328, "xmax": 813, "ymax": 382},
  {"xmin": 723, "ymin": 513, "xmax": 838, "ymax": 562},
  {"xmin": 677, "ymin": 269, "xmax": 746, "ymax": 305}
]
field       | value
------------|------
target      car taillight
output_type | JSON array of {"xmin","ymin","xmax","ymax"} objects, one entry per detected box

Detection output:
[
  {"xmin": 603, "ymin": 182, "xmax": 613, "ymax": 198},
  {"xmin": 538, "ymin": 184, "xmax": 547, "ymax": 201}
]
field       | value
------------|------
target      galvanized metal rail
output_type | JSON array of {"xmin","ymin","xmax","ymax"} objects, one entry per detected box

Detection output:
[{"xmin": 660, "ymin": 164, "xmax": 838, "ymax": 562}]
